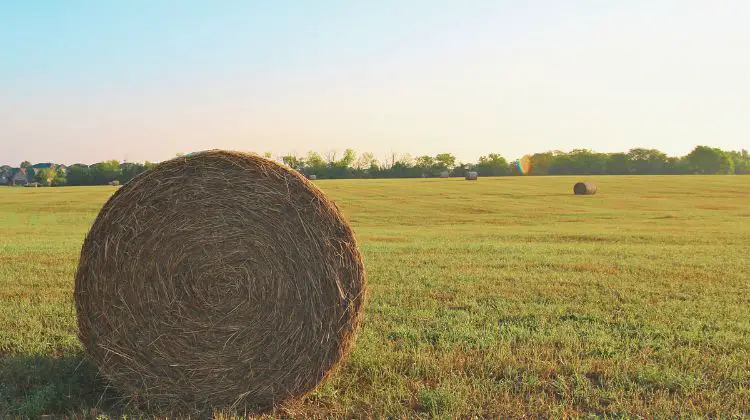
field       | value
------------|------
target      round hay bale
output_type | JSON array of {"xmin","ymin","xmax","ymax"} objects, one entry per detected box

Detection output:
[
  {"xmin": 573, "ymin": 182, "xmax": 597, "ymax": 195},
  {"xmin": 465, "ymin": 171, "xmax": 478, "ymax": 180},
  {"xmin": 75, "ymin": 150, "xmax": 366, "ymax": 413}
]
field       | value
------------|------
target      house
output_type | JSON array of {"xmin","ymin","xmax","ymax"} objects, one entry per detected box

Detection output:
[
  {"xmin": 9, "ymin": 168, "xmax": 29, "ymax": 186},
  {"xmin": 31, "ymin": 162, "xmax": 66, "ymax": 175}
]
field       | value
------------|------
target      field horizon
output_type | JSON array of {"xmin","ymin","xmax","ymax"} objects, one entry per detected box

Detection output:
[{"xmin": 1, "ymin": 175, "xmax": 748, "ymax": 417}]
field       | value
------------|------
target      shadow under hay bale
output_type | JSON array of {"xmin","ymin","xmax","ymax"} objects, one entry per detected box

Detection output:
[
  {"xmin": 465, "ymin": 171, "xmax": 478, "ymax": 181},
  {"xmin": 75, "ymin": 150, "xmax": 366, "ymax": 415},
  {"xmin": 573, "ymin": 182, "xmax": 597, "ymax": 195},
  {"xmin": 0, "ymin": 352, "xmax": 119, "ymax": 418}
]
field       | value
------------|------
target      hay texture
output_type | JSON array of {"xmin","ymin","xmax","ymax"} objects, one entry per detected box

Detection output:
[
  {"xmin": 573, "ymin": 182, "xmax": 597, "ymax": 195},
  {"xmin": 465, "ymin": 171, "xmax": 478, "ymax": 180},
  {"xmin": 75, "ymin": 150, "xmax": 366, "ymax": 413}
]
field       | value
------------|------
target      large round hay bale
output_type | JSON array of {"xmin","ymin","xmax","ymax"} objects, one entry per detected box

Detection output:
[
  {"xmin": 75, "ymin": 150, "xmax": 366, "ymax": 413},
  {"xmin": 573, "ymin": 182, "xmax": 597, "ymax": 195},
  {"xmin": 465, "ymin": 171, "xmax": 478, "ymax": 180}
]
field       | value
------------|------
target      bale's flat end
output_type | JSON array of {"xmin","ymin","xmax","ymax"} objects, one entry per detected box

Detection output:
[{"xmin": 75, "ymin": 150, "xmax": 366, "ymax": 414}]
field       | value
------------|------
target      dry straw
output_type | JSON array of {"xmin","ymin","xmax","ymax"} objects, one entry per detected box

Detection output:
[
  {"xmin": 75, "ymin": 150, "xmax": 366, "ymax": 414},
  {"xmin": 573, "ymin": 182, "xmax": 597, "ymax": 195}
]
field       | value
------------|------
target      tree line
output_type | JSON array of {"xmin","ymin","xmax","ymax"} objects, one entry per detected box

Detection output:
[
  {"xmin": 283, "ymin": 146, "xmax": 746, "ymax": 178},
  {"xmin": 2, "ymin": 145, "xmax": 747, "ymax": 186}
]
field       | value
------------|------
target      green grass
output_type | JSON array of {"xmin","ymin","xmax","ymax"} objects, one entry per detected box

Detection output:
[{"xmin": 1, "ymin": 176, "xmax": 749, "ymax": 418}]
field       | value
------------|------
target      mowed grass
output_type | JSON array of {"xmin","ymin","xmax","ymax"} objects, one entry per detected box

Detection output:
[{"xmin": 1, "ymin": 176, "xmax": 749, "ymax": 418}]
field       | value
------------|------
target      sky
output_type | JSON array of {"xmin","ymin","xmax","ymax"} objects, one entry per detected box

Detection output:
[{"xmin": 2, "ymin": 0, "xmax": 749, "ymax": 165}]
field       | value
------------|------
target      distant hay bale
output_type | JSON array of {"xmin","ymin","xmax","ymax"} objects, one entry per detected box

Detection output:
[
  {"xmin": 439, "ymin": 171, "xmax": 450, "ymax": 178},
  {"xmin": 75, "ymin": 150, "xmax": 366, "ymax": 414},
  {"xmin": 26, "ymin": 182, "xmax": 39, "ymax": 188},
  {"xmin": 573, "ymin": 182, "xmax": 597, "ymax": 195},
  {"xmin": 465, "ymin": 171, "xmax": 478, "ymax": 180},
  {"xmin": 308, "ymin": 174, "xmax": 317, "ymax": 180},
  {"xmin": 108, "ymin": 180, "xmax": 120, "ymax": 186}
]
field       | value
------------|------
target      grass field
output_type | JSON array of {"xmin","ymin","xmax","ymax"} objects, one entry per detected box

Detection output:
[{"xmin": 1, "ymin": 176, "xmax": 749, "ymax": 418}]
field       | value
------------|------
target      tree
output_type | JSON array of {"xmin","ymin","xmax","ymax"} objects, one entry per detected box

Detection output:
[
  {"xmin": 51, "ymin": 166, "xmax": 67, "ymax": 186},
  {"xmin": 120, "ymin": 163, "xmax": 148, "ymax": 184},
  {"xmin": 528, "ymin": 152, "xmax": 557, "ymax": 175},
  {"xmin": 66, "ymin": 165, "xmax": 91, "ymax": 186},
  {"xmin": 451, "ymin": 162, "xmax": 470, "ymax": 177},
  {"xmin": 665, "ymin": 157, "xmax": 691, "ymax": 174},
  {"xmin": 728, "ymin": 150, "xmax": 750, "ymax": 174},
  {"xmin": 414, "ymin": 155, "xmax": 434, "ymax": 169},
  {"xmin": 34, "ymin": 167, "xmax": 57, "ymax": 186},
  {"xmin": 328, "ymin": 149, "xmax": 357, "ymax": 178},
  {"xmin": 686, "ymin": 146, "xmax": 734, "ymax": 174},
  {"xmin": 336, "ymin": 149, "xmax": 357, "ymax": 168},
  {"xmin": 548, "ymin": 154, "xmax": 575, "ymax": 175},
  {"xmin": 414, "ymin": 155, "xmax": 436, "ymax": 176},
  {"xmin": 548, "ymin": 150, "xmax": 607, "ymax": 175},
  {"xmin": 20, "ymin": 161, "xmax": 31, "ymax": 169},
  {"xmin": 475, "ymin": 153, "xmax": 510, "ymax": 176},
  {"xmin": 90, "ymin": 160, "xmax": 121, "ymax": 184},
  {"xmin": 281, "ymin": 154, "xmax": 305, "ymax": 172},
  {"xmin": 627, "ymin": 148, "xmax": 668, "ymax": 174},
  {"xmin": 0, "ymin": 165, "xmax": 10, "ymax": 183},
  {"xmin": 607, "ymin": 153, "xmax": 631, "ymax": 175},
  {"xmin": 305, "ymin": 151, "xmax": 326, "ymax": 176},
  {"xmin": 354, "ymin": 152, "xmax": 378, "ymax": 170},
  {"xmin": 434, "ymin": 153, "xmax": 457, "ymax": 172}
]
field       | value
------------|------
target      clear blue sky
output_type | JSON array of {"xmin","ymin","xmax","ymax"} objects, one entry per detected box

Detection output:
[{"xmin": 2, "ymin": 0, "xmax": 749, "ymax": 165}]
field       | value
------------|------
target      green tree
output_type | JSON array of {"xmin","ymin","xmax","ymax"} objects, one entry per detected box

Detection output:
[
  {"xmin": 0, "ymin": 165, "xmax": 10, "ymax": 183},
  {"xmin": 282, "ymin": 154, "xmax": 305, "ymax": 172},
  {"xmin": 327, "ymin": 149, "xmax": 357, "ymax": 178},
  {"xmin": 686, "ymin": 146, "xmax": 734, "ymax": 174},
  {"xmin": 34, "ymin": 167, "xmax": 57, "ymax": 186},
  {"xmin": 20, "ymin": 161, "xmax": 31, "ymax": 169},
  {"xmin": 305, "ymin": 151, "xmax": 326, "ymax": 176},
  {"xmin": 414, "ymin": 155, "xmax": 434, "ymax": 169},
  {"xmin": 90, "ymin": 160, "xmax": 121, "ymax": 184},
  {"xmin": 119, "ymin": 163, "xmax": 148, "ymax": 184},
  {"xmin": 607, "ymin": 153, "xmax": 631, "ymax": 174},
  {"xmin": 664, "ymin": 157, "xmax": 690, "ymax": 174},
  {"xmin": 728, "ymin": 150, "xmax": 750, "ymax": 174},
  {"xmin": 66, "ymin": 165, "xmax": 91, "ymax": 186},
  {"xmin": 528, "ymin": 152, "xmax": 557, "ymax": 175},
  {"xmin": 549, "ymin": 150, "xmax": 607, "ymax": 175},
  {"xmin": 354, "ymin": 152, "xmax": 378, "ymax": 170},
  {"xmin": 434, "ymin": 153, "xmax": 457, "ymax": 172},
  {"xmin": 475, "ymin": 153, "xmax": 510, "ymax": 176},
  {"xmin": 336, "ymin": 149, "xmax": 357, "ymax": 168},
  {"xmin": 51, "ymin": 166, "xmax": 67, "ymax": 186},
  {"xmin": 627, "ymin": 148, "xmax": 668, "ymax": 174}
]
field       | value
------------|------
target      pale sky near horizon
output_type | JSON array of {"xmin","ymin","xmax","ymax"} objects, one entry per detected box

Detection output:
[{"xmin": 2, "ymin": 1, "xmax": 749, "ymax": 166}]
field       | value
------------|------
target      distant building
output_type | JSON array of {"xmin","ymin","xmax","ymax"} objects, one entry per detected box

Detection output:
[
  {"xmin": 9, "ymin": 168, "xmax": 29, "ymax": 186},
  {"xmin": 31, "ymin": 162, "xmax": 67, "ymax": 175}
]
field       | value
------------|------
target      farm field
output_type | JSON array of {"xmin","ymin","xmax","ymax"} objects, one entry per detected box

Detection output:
[{"xmin": 1, "ymin": 176, "xmax": 749, "ymax": 418}]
